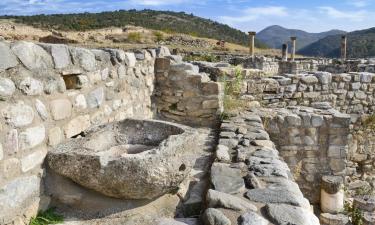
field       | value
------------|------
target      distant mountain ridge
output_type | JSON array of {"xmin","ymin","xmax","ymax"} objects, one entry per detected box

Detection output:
[
  {"xmin": 298, "ymin": 27, "xmax": 375, "ymax": 58},
  {"xmin": 257, "ymin": 25, "xmax": 346, "ymax": 51},
  {"xmin": 0, "ymin": 9, "xmax": 267, "ymax": 48}
]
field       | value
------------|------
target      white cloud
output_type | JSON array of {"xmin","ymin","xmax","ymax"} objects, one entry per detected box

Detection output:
[
  {"xmin": 220, "ymin": 6, "xmax": 288, "ymax": 24},
  {"xmin": 319, "ymin": 6, "xmax": 367, "ymax": 21},
  {"xmin": 348, "ymin": 0, "xmax": 369, "ymax": 7}
]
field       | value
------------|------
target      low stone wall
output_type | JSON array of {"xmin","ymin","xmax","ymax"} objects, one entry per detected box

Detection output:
[
  {"xmin": 246, "ymin": 71, "xmax": 375, "ymax": 114},
  {"xmin": 0, "ymin": 40, "xmax": 156, "ymax": 224},
  {"xmin": 259, "ymin": 106, "xmax": 350, "ymax": 204},
  {"xmin": 154, "ymin": 58, "xmax": 223, "ymax": 127},
  {"xmin": 204, "ymin": 111, "xmax": 319, "ymax": 224}
]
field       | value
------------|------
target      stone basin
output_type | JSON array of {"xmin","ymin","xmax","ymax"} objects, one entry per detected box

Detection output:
[{"xmin": 47, "ymin": 119, "xmax": 198, "ymax": 200}]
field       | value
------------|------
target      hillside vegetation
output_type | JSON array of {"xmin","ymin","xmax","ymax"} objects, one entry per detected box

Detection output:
[
  {"xmin": 298, "ymin": 27, "xmax": 375, "ymax": 58},
  {"xmin": 257, "ymin": 25, "xmax": 346, "ymax": 51},
  {"xmin": 1, "ymin": 9, "xmax": 268, "ymax": 48}
]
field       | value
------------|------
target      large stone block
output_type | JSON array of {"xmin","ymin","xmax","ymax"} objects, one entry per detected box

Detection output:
[
  {"xmin": 11, "ymin": 41, "xmax": 53, "ymax": 70},
  {"xmin": 41, "ymin": 44, "xmax": 71, "ymax": 69},
  {"xmin": 2, "ymin": 101, "xmax": 34, "ymax": 127},
  {"xmin": 50, "ymin": 99, "xmax": 72, "ymax": 120},
  {"xmin": 0, "ymin": 42, "xmax": 18, "ymax": 71},
  {"xmin": 0, "ymin": 77, "xmax": 16, "ymax": 100},
  {"xmin": 21, "ymin": 147, "xmax": 47, "ymax": 172},
  {"xmin": 70, "ymin": 47, "xmax": 96, "ymax": 71},
  {"xmin": 0, "ymin": 176, "xmax": 41, "ymax": 224},
  {"xmin": 63, "ymin": 115, "xmax": 91, "ymax": 138},
  {"xmin": 124, "ymin": 52, "xmax": 137, "ymax": 67},
  {"xmin": 19, "ymin": 125, "xmax": 46, "ymax": 150}
]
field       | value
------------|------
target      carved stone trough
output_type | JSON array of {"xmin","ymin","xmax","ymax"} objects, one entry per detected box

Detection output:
[{"xmin": 47, "ymin": 119, "xmax": 197, "ymax": 200}]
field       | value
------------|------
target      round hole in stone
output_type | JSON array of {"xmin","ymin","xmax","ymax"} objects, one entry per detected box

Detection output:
[{"xmin": 179, "ymin": 164, "xmax": 186, "ymax": 171}]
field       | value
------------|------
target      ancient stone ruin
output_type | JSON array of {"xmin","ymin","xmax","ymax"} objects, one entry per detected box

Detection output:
[{"xmin": 1, "ymin": 36, "xmax": 375, "ymax": 225}]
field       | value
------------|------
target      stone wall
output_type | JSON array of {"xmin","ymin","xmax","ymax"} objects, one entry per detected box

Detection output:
[
  {"xmin": 0, "ymin": 40, "xmax": 156, "ymax": 224},
  {"xmin": 204, "ymin": 111, "xmax": 319, "ymax": 225},
  {"xmin": 246, "ymin": 71, "xmax": 375, "ymax": 114},
  {"xmin": 154, "ymin": 58, "xmax": 223, "ymax": 127},
  {"xmin": 259, "ymin": 107, "xmax": 351, "ymax": 204}
]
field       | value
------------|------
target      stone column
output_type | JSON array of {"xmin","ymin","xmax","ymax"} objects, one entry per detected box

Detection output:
[
  {"xmin": 282, "ymin": 44, "xmax": 288, "ymax": 61},
  {"xmin": 248, "ymin": 31, "xmax": 256, "ymax": 58},
  {"xmin": 321, "ymin": 176, "xmax": 344, "ymax": 213},
  {"xmin": 290, "ymin": 37, "xmax": 297, "ymax": 61},
  {"xmin": 341, "ymin": 35, "xmax": 347, "ymax": 61}
]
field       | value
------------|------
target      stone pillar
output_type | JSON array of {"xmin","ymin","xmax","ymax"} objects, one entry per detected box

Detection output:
[
  {"xmin": 341, "ymin": 35, "xmax": 347, "ymax": 61},
  {"xmin": 321, "ymin": 176, "xmax": 344, "ymax": 213},
  {"xmin": 290, "ymin": 37, "xmax": 297, "ymax": 61},
  {"xmin": 282, "ymin": 44, "xmax": 288, "ymax": 61},
  {"xmin": 248, "ymin": 31, "xmax": 256, "ymax": 58}
]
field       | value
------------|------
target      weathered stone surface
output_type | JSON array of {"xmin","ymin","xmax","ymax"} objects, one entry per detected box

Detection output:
[
  {"xmin": 35, "ymin": 99, "xmax": 49, "ymax": 120},
  {"xmin": 315, "ymin": 72, "xmax": 332, "ymax": 84},
  {"xmin": 0, "ymin": 176, "xmax": 40, "ymax": 224},
  {"xmin": 11, "ymin": 41, "xmax": 53, "ymax": 70},
  {"xmin": 21, "ymin": 147, "xmax": 47, "ymax": 172},
  {"xmin": 157, "ymin": 46, "xmax": 171, "ymax": 58},
  {"xmin": 245, "ymin": 186, "xmax": 308, "ymax": 208},
  {"xmin": 48, "ymin": 126, "xmax": 63, "ymax": 146},
  {"xmin": 41, "ymin": 44, "xmax": 71, "ymax": 69},
  {"xmin": 211, "ymin": 163, "xmax": 245, "ymax": 194},
  {"xmin": 157, "ymin": 218, "xmax": 198, "ymax": 225},
  {"xmin": 2, "ymin": 101, "xmax": 34, "ymax": 127},
  {"xmin": 301, "ymin": 75, "xmax": 318, "ymax": 84},
  {"xmin": 48, "ymin": 119, "xmax": 197, "ymax": 199},
  {"xmin": 74, "ymin": 94, "xmax": 87, "ymax": 109},
  {"xmin": 239, "ymin": 211, "xmax": 268, "ymax": 225},
  {"xmin": 206, "ymin": 189, "xmax": 257, "ymax": 211},
  {"xmin": 0, "ymin": 143, "xmax": 3, "ymax": 161},
  {"xmin": 266, "ymin": 204, "xmax": 319, "ymax": 225},
  {"xmin": 216, "ymin": 145, "xmax": 230, "ymax": 162},
  {"xmin": 354, "ymin": 196, "xmax": 375, "ymax": 212},
  {"xmin": 202, "ymin": 208, "xmax": 231, "ymax": 225},
  {"xmin": 125, "ymin": 52, "xmax": 137, "ymax": 67},
  {"xmin": 320, "ymin": 213, "xmax": 349, "ymax": 225},
  {"xmin": 50, "ymin": 99, "xmax": 72, "ymax": 120},
  {"xmin": 70, "ymin": 47, "xmax": 96, "ymax": 71},
  {"xmin": 87, "ymin": 87, "xmax": 105, "ymax": 108},
  {"xmin": 19, "ymin": 77, "xmax": 43, "ymax": 96},
  {"xmin": 19, "ymin": 125, "xmax": 45, "ymax": 150},
  {"xmin": 63, "ymin": 115, "xmax": 91, "ymax": 138},
  {"xmin": 0, "ymin": 42, "xmax": 18, "ymax": 71},
  {"xmin": 0, "ymin": 77, "xmax": 16, "ymax": 100}
]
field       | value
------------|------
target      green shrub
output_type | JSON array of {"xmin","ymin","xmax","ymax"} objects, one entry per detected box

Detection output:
[
  {"xmin": 153, "ymin": 31, "xmax": 165, "ymax": 42},
  {"xmin": 220, "ymin": 67, "xmax": 245, "ymax": 118},
  {"xmin": 344, "ymin": 202, "xmax": 364, "ymax": 225},
  {"xmin": 29, "ymin": 208, "xmax": 63, "ymax": 225},
  {"xmin": 127, "ymin": 32, "xmax": 142, "ymax": 43}
]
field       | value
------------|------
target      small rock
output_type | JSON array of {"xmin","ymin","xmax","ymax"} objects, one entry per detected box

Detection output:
[
  {"xmin": 20, "ymin": 147, "xmax": 47, "ymax": 172},
  {"xmin": 63, "ymin": 115, "xmax": 91, "ymax": 138},
  {"xmin": 70, "ymin": 47, "xmax": 96, "ymax": 71},
  {"xmin": 202, "ymin": 208, "xmax": 231, "ymax": 225},
  {"xmin": 0, "ymin": 77, "xmax": 16, "ymax": 100},
  {"xmin": 244, "ymin": 173, "xmax": 262, "ymax": 189},
  {"xmin": 156, "ymin": 46, "xmax": 171, "ymax": 58},
  {"xmin": 35, "ymin": 99, "xmax": 49, "ymax": 120},
  {"xmin": 87, "ymin": 87, "xmax": 105, "ymax": 108},
  {"xmin": 74, "ymin": 94, "xmax": 87, "ymax": 109},
  {"xmin": 125, "ymin": 52, "xmax": 136, "ymax": 67},
  {"xmin": 266, "ymin": 204, "xmax": 320, "ymax": 225},
  {"xmin": 0, "ymin": 42, "xmax": 18, "ymax": 71},
  {"xmin": 19, "ymin": 77, "xmax": 43, "ymax": 96}
]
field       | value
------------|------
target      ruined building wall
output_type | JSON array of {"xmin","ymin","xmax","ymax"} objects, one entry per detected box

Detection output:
[
  {"xmin": 261, "ymin": 107, "xmax": 350, "ymax": 204},
  {"xmin": 0, "ymin": 41, "xmax": 156, "ymax": 224},
  {"xmin": 247, "ymin": 72, "xmax": 375, "ymax": 114},
  {"xmin": 154, "ymin": 58, "xmax": 223, "ymax": 127}
]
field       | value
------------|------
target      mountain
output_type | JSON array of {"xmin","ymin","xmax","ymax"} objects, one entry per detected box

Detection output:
[
  {"xmin": 298, "ymin": 27, "xmax": 375, "ymax": 58},
  {"xmin": 0, "ymin": 9, "xmax": 267, "ymax": 48},
  {"xmin": 257, "ymin": 25, "xmax": 346, "ymax": 51}
]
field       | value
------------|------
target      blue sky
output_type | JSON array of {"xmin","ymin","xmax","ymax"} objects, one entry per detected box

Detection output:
[{"xmin": 1, "ymin": 0, "xmax": 374, "ymax": 32}]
